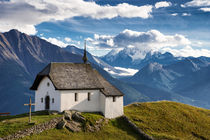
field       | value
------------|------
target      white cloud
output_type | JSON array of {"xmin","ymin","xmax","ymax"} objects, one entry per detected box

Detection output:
[
  {"xmin": 182, "ymin": 13, "xmax": 191, "ymax": 16},
  {"xmin": 162, "ymin": 46, "xmax": 210, "ymax": 57},
  {"xmin": 155, "ymin": 1, "xmax": 172, "ymax": 9},
  {"xmin": 90, "ymin": 29, "xmax": 191, "ymax": 50},
  {"xmin": 64, "ymin": 37, "xmax": 72, "ymax": 42},
  {"xmin": 0, "ymin": 0, "xmax": 153, "ymax": 34},
  {"xmin": 41, "ymin": 37, "xmax": 68, "ymax": 47},
  {"xmin": 171, "ymin": 13, "xmax": 178, "ymax": 16},
  {"xmin": 200, "ymin": 7, "xmax": 210, "ymax": 12},
  {"xmin": 184, "ymin": 0, "xmax": 210, "ymax": 7},
  {"xmin": 180, "ymin": 4, "xmax": 186, "ymax": 8},
  {"xmin": 89, "ymin": 29, "xmax": 210, "ymax": 58}
]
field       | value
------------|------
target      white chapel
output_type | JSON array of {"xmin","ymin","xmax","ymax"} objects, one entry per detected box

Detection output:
[{"xmin": 30, "ymin": 48, "xmax": 124, "ymax": 118}]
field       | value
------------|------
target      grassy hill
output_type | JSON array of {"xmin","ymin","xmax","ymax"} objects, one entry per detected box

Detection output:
[
  {"xmin": 125, "ymin": 101, "xmax": 210, "ymax": 140},
  {"xmin": 0, "ymin": 101, "xmax": 210, "ymax": 140},
  {"xmin": 21, "ymin": 116, "xmax": 142, "ymax": 140},
  {"xmin": 0, "ymin": 112, "xmax": 142, "ymax": 140},
  {"xmin": 0, "ymin": 111, "xmax": 62, "ymax": 138}
]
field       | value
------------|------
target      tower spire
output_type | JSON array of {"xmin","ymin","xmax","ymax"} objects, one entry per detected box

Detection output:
[{"xmin": 82, "ymin": 40, "xmax": 88, "ymax": 64}]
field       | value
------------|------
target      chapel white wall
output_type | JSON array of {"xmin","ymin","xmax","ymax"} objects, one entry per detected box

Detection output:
[
  {"xmin": 60, "ymin": 90, "xmax": 101, "ymax": 112},
  {"xmin": 35, "ymin": 77, "xmax": 61, "ymax": 112},
  {"xmin": 104, "ymin": 96, "xmax": 124, "ymax": 119},
  {"xmin": 34, "ymin": 77, "xmax": 124, "ymax": 118}
]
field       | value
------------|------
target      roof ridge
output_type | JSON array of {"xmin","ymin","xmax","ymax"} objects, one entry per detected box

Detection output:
[
  {"xmin": 38, "ymin": 63, "xmax": 51, "ymax": 75},
  {"xmin": 93, "ymin": 69, "xmax": 124, "ymax": 96},
  {"xmin": 50, "ymin": 62, "xmax": 91, "ymax": 65}
]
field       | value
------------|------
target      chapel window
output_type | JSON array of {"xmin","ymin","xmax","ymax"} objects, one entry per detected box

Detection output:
[
  {"xmin": 113, "ymin": 97, "xmax": 116, "ymax": 102},
  {"xmin": 41, "ymin": 98, "xmax": 43, "ymax": 103},
  {"xmin": 52, "ymin": 98, "xmax": 54, "ymax": 103},
  {"xmin": 75, "ymin": 93, "xmax": 78, "ymax": 102},
  {"xmin": 88, "ymin": 92, "xmax": 91, "ymax": 101},
  {"xmin": 47, "ymin": 82, "xmax": 50, "ymax": 87}
]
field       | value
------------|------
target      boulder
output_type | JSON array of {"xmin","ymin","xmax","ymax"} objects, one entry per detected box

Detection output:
[
  {"xmin": 56, "ymin": 120, "xmax": 66, "ymax": 129},
  {"xmin": 72, "ymin": 112, "xmax": 85, "ymax": 123},
  {"xmin": 65, "ymin": 122, "xmax": 81, "ymax": 132},
  {"xmin": 64, "ymin": 110, "xmax": 72, "ymax": 120}
]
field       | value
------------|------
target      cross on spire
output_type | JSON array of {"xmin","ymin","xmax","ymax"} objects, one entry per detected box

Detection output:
[
  {"xmin": 82, "ymin": 40, "xmax": 88, "ymax": 64},
  {"xmin": 24, "ymin": 96, "xmax": 35, "ymax": 123}
]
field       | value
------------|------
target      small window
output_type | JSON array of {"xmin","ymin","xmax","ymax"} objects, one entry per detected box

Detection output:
[
  {"xmin": 88, "ymin": 92, "xmax": 91, "ymax": 101},
  {"xmin": 41, "ymin": 98, "xmax": 43, "ymax": 103},
  {"xmin": 47, "ymin": 82, "xmax": 50, "ymax": 87},
  {"xmin": 75, "ymin": 93, "xmax": 78, "ymax": 102},
  {"xmin": 113, "ymin": 97, "xmax": 116, "ymax": 102},
  {"xmin": 52, "ymin": 98, "xmax": 54, "ymax": 103}
]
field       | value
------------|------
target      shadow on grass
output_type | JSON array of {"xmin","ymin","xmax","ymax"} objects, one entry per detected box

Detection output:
[{"xmin": 111, "ymin": 117, "xmax": 144, "ymax": 140}]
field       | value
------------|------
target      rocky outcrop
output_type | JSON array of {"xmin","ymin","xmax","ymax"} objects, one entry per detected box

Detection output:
[
  {"xmin": 57, "ymin": 110, "xmax": 86, "ymax": 132},
  {"xmin": 72, "ymin": 112, "xmax": 85, "ymax": 123},
  {"xmin": 57, "ymin": 110, "xmax": 106, "ymax": 133},
  {"xmin": 65, "ymin": 121, "xmax": 82, "ymax": 132},
  {"xmin": 56, "ymin": 120, "xmax": 66, "ymax": 129}
]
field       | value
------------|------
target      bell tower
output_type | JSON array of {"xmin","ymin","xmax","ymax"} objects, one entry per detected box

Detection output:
[{"xmin": 82, "ymin": 40, "xmax": 88, "ymax": 64}]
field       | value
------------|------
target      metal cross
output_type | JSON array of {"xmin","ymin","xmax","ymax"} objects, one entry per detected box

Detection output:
[{"xmin": 24, "ymin": 96, "xmax": 35, "ymax": 123}]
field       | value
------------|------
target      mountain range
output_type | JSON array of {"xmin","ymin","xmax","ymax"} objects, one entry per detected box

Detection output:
[
  {"xmin": 102, "ymin": 48, "xmax": 210, "ymax": 108},
  {"xmin": 0, "ymin": 29, "xmax": 210, "ymax": 115}
]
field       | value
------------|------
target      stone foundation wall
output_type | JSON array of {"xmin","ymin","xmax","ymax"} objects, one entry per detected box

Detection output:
[
  {"xmin": 121, "ymin": 116, "xmax": 155, "ymax": 140},
  {"xmin": 2, "ymin": 117, "xmax": 62, "ymax": 140}
]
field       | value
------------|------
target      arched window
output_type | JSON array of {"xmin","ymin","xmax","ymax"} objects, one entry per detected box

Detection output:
[
  {"xmin": 47, "ymin": 82, "xmax": 50, "ymax": 87},
  {"xmin": 41, "ymin": 98, "xmax": 43, "ymax": 103},
  {"xmin": 52, "ymin": 98, "xmax": 54, "ymax": 103},
  {"xmin": 45, "ymin": 96, "xmax": 50, "ymax": 110}
]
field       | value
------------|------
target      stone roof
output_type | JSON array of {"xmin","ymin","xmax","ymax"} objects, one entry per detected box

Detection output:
[
  {"xmin": 93, "ymin": 70, "xmax": 124, "ymax": 96},
  {"xmin": 30, "ymin": 63, "xmax": 123, "ymax": 96}
]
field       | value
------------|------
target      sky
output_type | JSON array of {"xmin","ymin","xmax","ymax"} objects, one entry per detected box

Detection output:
[{"xmin": 0, "ymin": 0, "xmax": 210, "ymax": 57}]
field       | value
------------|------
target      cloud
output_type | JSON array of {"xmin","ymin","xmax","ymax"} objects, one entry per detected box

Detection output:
[
  {"xmin": 0, "ymin": 0, "xmax": 153, "ymax": 34},
  {"xmin": 200, "ymin": 7, "xmax": 210, "ymax": 12},
  {"xmin": 182, "ymin": 13, "xmax": 191, "ymax": 16},
  {"xmin": 162, "ymin": 46, "xmax": 210, "ymax": 57},
  {"xmin": 155, "ymin": 1, "xmax": 172, "ymax": 9},
  {"xmin": 171, "ymin": 13, "xmax": 178, "ymax": 16},
  {"xmin": 89, "ymin": 29, "xmax": 210, "ymax": 58},
  {"xmin": 90, "ymin": 29, "xmax": 191, "ymax": 50},
  {"xmin": 64, "ymin": 37, "xmax": 72, "ymax": 42},
  {"xmin": 184, "ymin": 0, "xmax": 210, "ymax": 7},
  {"xmin": 41, "ymin": 37, "xmax": 68, "ymax": 47}
]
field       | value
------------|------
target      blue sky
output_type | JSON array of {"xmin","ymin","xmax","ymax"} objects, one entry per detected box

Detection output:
[{"xmin": 0, "ymin": 0, "xmax": 210, "ymax": 57}]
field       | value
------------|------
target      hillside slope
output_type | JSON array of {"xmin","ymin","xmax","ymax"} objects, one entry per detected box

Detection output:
[
  {"xmin": 125, "ymin": 101, "xmax": 210, "ymax": 140},
  {"xmin": 1, "ymin": 101, "xmax": 209, "ymax": 140},
  {"xmin": 0, "ymin": 112, "xmax": 142, "ymax": 140}
]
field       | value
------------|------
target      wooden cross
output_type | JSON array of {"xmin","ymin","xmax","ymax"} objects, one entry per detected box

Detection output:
[{"xmin": 24, "ymin": 96, "xmax": 35, "ymax": 123}]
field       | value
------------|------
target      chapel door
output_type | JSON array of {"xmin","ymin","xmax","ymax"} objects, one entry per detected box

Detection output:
[{"xmin": 45, "ymin": 96, "xmax": 50, "ymax": 110}]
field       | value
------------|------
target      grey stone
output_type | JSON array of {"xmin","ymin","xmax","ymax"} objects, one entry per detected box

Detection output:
[
  {"xmin": 65, "ymin": 122, "xmax": 81, "ymax": 132},
  {"xmin": 72, "ymin": 112, "xmax": 85, "ymax": 123},
  {"xmin": 56, "ymin": 120, "xmax": 66, "ymax": 129},
  {"xmin": 64, "ymin": 110, "xmax": 72, "ymax": 120}
]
